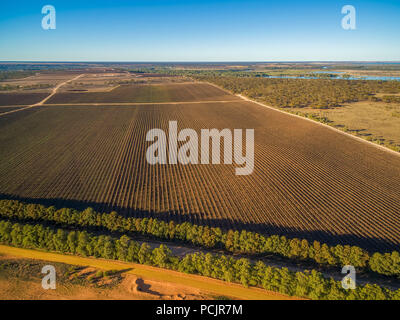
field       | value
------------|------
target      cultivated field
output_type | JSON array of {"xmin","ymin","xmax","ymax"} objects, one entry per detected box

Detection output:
[
  {"xmin": 0, "ymin": 93, "xmax": 48, "ymax": 106},
  {"xmin": 0, "ymin": 81, "xmax": 399, "ymax": 252},
  {"xmin": 46, "ymin": 82, "xmax": 240, "ymax": 104}
]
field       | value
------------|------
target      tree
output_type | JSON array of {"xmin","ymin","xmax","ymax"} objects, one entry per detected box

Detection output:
[
  {"xmin": 77, "ymin": 231, "xmax": 90, "ymax": 256},
  {"xmin": 102, "ymin": 236, "xmax": 115, "ymax": 259},
  {"xmin": 116, "ymin": 235, "xmax": 130, "ymax": 261},
  {"xmin": 152, "ymin": 244, "xmax": 172, "ymax": 268},
  {"xmin": 138, "ymin": 243, "xmax": 152, "ymax": 265}
]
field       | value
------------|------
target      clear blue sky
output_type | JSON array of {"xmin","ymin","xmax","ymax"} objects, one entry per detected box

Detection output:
[{"xmin": 0, "ymin": 0, "xmax": 399, "ymax": 61}]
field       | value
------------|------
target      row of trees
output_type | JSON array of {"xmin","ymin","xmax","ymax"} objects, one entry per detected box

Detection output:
[
  {"xmin": 0, "ymin": 200, "xmax": 398, "ymax": 277},
  {"xmin": 0, "ymin": 83, "xmax": 53, "ymax": 91},
  {"xmin": 0, "ymin": 219, "xmax": 398, "ymax": 300},
  {"xmin": 0, "ymin": 70, "xmax": 36, "ymax": 81}
]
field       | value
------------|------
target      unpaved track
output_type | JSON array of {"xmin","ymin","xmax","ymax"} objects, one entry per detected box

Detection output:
[
  {"xmin": 0, "ymin": 74, "xmax": 84, "ymax": 117},
  {"xmin": 0, "ymin": 245, "xmax": 296, "ymax": 300}
]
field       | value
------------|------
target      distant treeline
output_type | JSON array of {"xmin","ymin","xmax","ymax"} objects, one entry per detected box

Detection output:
[
  {"xmin": 129, "ymin": 68, "xmax": 341, "ymax": 79},
  {"xmin": 0, "ymin": 219, "xmax": 399, "ymax": 300},
  {"xmin": 195, "ymin": 76, "xmax": 400, "ymax": 109},
  {"xmin": 330, "ymin": 65, "xmax": 400, "ymax": 71},
  {"xmin": 158, "ymin": 68, "xmax": 400, "ymax": 107},
  {"xmin": 0, "ymin": 83, "xmax": 53, "ymax": 91},
  {"xmin": 0, "ymin": 200, "xmax": 399, "ymax": 278},
  {"xmin": 0, "ymin": 71, "xmax": 36, "ymax": 81},
  {"xmin": 129, "ymin": 68, "xmax": 400, "ymax": 108}
]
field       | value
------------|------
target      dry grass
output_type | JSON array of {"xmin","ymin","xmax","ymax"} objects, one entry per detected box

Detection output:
[
  {"xmin": 0, "ymin": 245, "xmax": 296, "ymax": 300},
  {"xmin": 336, "ymin": 70, "xmax": 400, "ymax": 77},
  {"xmin": 287, "ymin": 100, "xmax": 400, "ymax": 148},
  {"xmin": 0, "ymin": 257, "xmax": 208, "ymax": 300}
]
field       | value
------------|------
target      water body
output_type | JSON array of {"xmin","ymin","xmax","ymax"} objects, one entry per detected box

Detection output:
[
  {"xmin": 265, "ymin": 72, "xmax": 400, "ymax": 81},
  {"xmin": 314, "ymin": 71, "xmax": 344, "ymax": 74}
]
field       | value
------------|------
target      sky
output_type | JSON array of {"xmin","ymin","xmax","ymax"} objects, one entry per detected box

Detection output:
[{"xmin": 0, "ymin": 0, "xmax": 399, "ymax": 61}]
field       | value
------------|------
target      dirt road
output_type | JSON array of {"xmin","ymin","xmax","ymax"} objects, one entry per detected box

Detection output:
[{"xmin": 0, "ymin": 245, "xmax": 297, "ymax": 300}]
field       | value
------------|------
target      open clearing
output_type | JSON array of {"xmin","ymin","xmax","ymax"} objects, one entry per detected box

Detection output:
[
  {"xmin": 286, "ymin": 100, "xmax": 400, "ymax": 148},
  {"xmin": 0, "ymin": 254, "xmax": 212, "ymax": 300},
  {"xmin": 0, "ymin": 245, "xmax": 294, "ymax": 300},
  {"xmin": 0, "ymin": 81, "xmax": 399, "ymax": 252}
]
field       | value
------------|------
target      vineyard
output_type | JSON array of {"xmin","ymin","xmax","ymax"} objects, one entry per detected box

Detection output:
[
  {"xmin": 0, "ymin": 82, "xmax": 400, "ymax": 252},
  {"xmin": 0, "ymin": 92, "xmax": 48, "ymax": 106},
  {"xmin": 46, "ymin": 83, "xmax": 240, "ymax": 104}
]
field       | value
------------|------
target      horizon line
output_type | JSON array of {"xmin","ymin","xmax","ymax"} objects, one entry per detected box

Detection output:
[{"xmin": 1, "ymin": 60, "xmax": 400, "ymax": 64}]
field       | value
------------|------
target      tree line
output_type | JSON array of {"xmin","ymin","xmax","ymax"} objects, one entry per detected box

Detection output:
[
  {"xmin": 198, "ymin": 76, "xmax": 400, "ymax": 109},
  {"xmin": 0, "ymin": 200, "xmax": 398, "ymax": 277},
  {"xmin": 0, "ymin": 83, "xmax": 53, "ymax": 91},
  {"xmin": 0, "ymin": 218, "xmax": 398, "ymax": 300},
  {"xmin": 126, "ymin": 69, "xmax": 400, "ymax": 109},
  {"xmin": 130, "ymin": 68, "xmax": 400, "ymax": 107},
  {"xmin": 0, "ymin": 70, "xmax": 36, "ymax": 81}
]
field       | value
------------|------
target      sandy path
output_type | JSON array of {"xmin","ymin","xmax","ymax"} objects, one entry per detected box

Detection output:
[{"xmin": 0, "ymin": 245, "xmax": 298, "ymax": 300}]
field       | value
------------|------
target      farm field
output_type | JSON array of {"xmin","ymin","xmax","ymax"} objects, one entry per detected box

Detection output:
[
  {"xmin": 0, "ymin": 81, "xmax": 400, "ymax": 253},
  {"xmin": 46, "ymin": 82, "xmax": 240, "ymax": 104},
  {"xmin": 0, "ymin": 92, "xmax": 49, "ymax": 106},
  {"xmin": 0, "ymin": 72, "xmax": 86, "ymax": 93}
]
